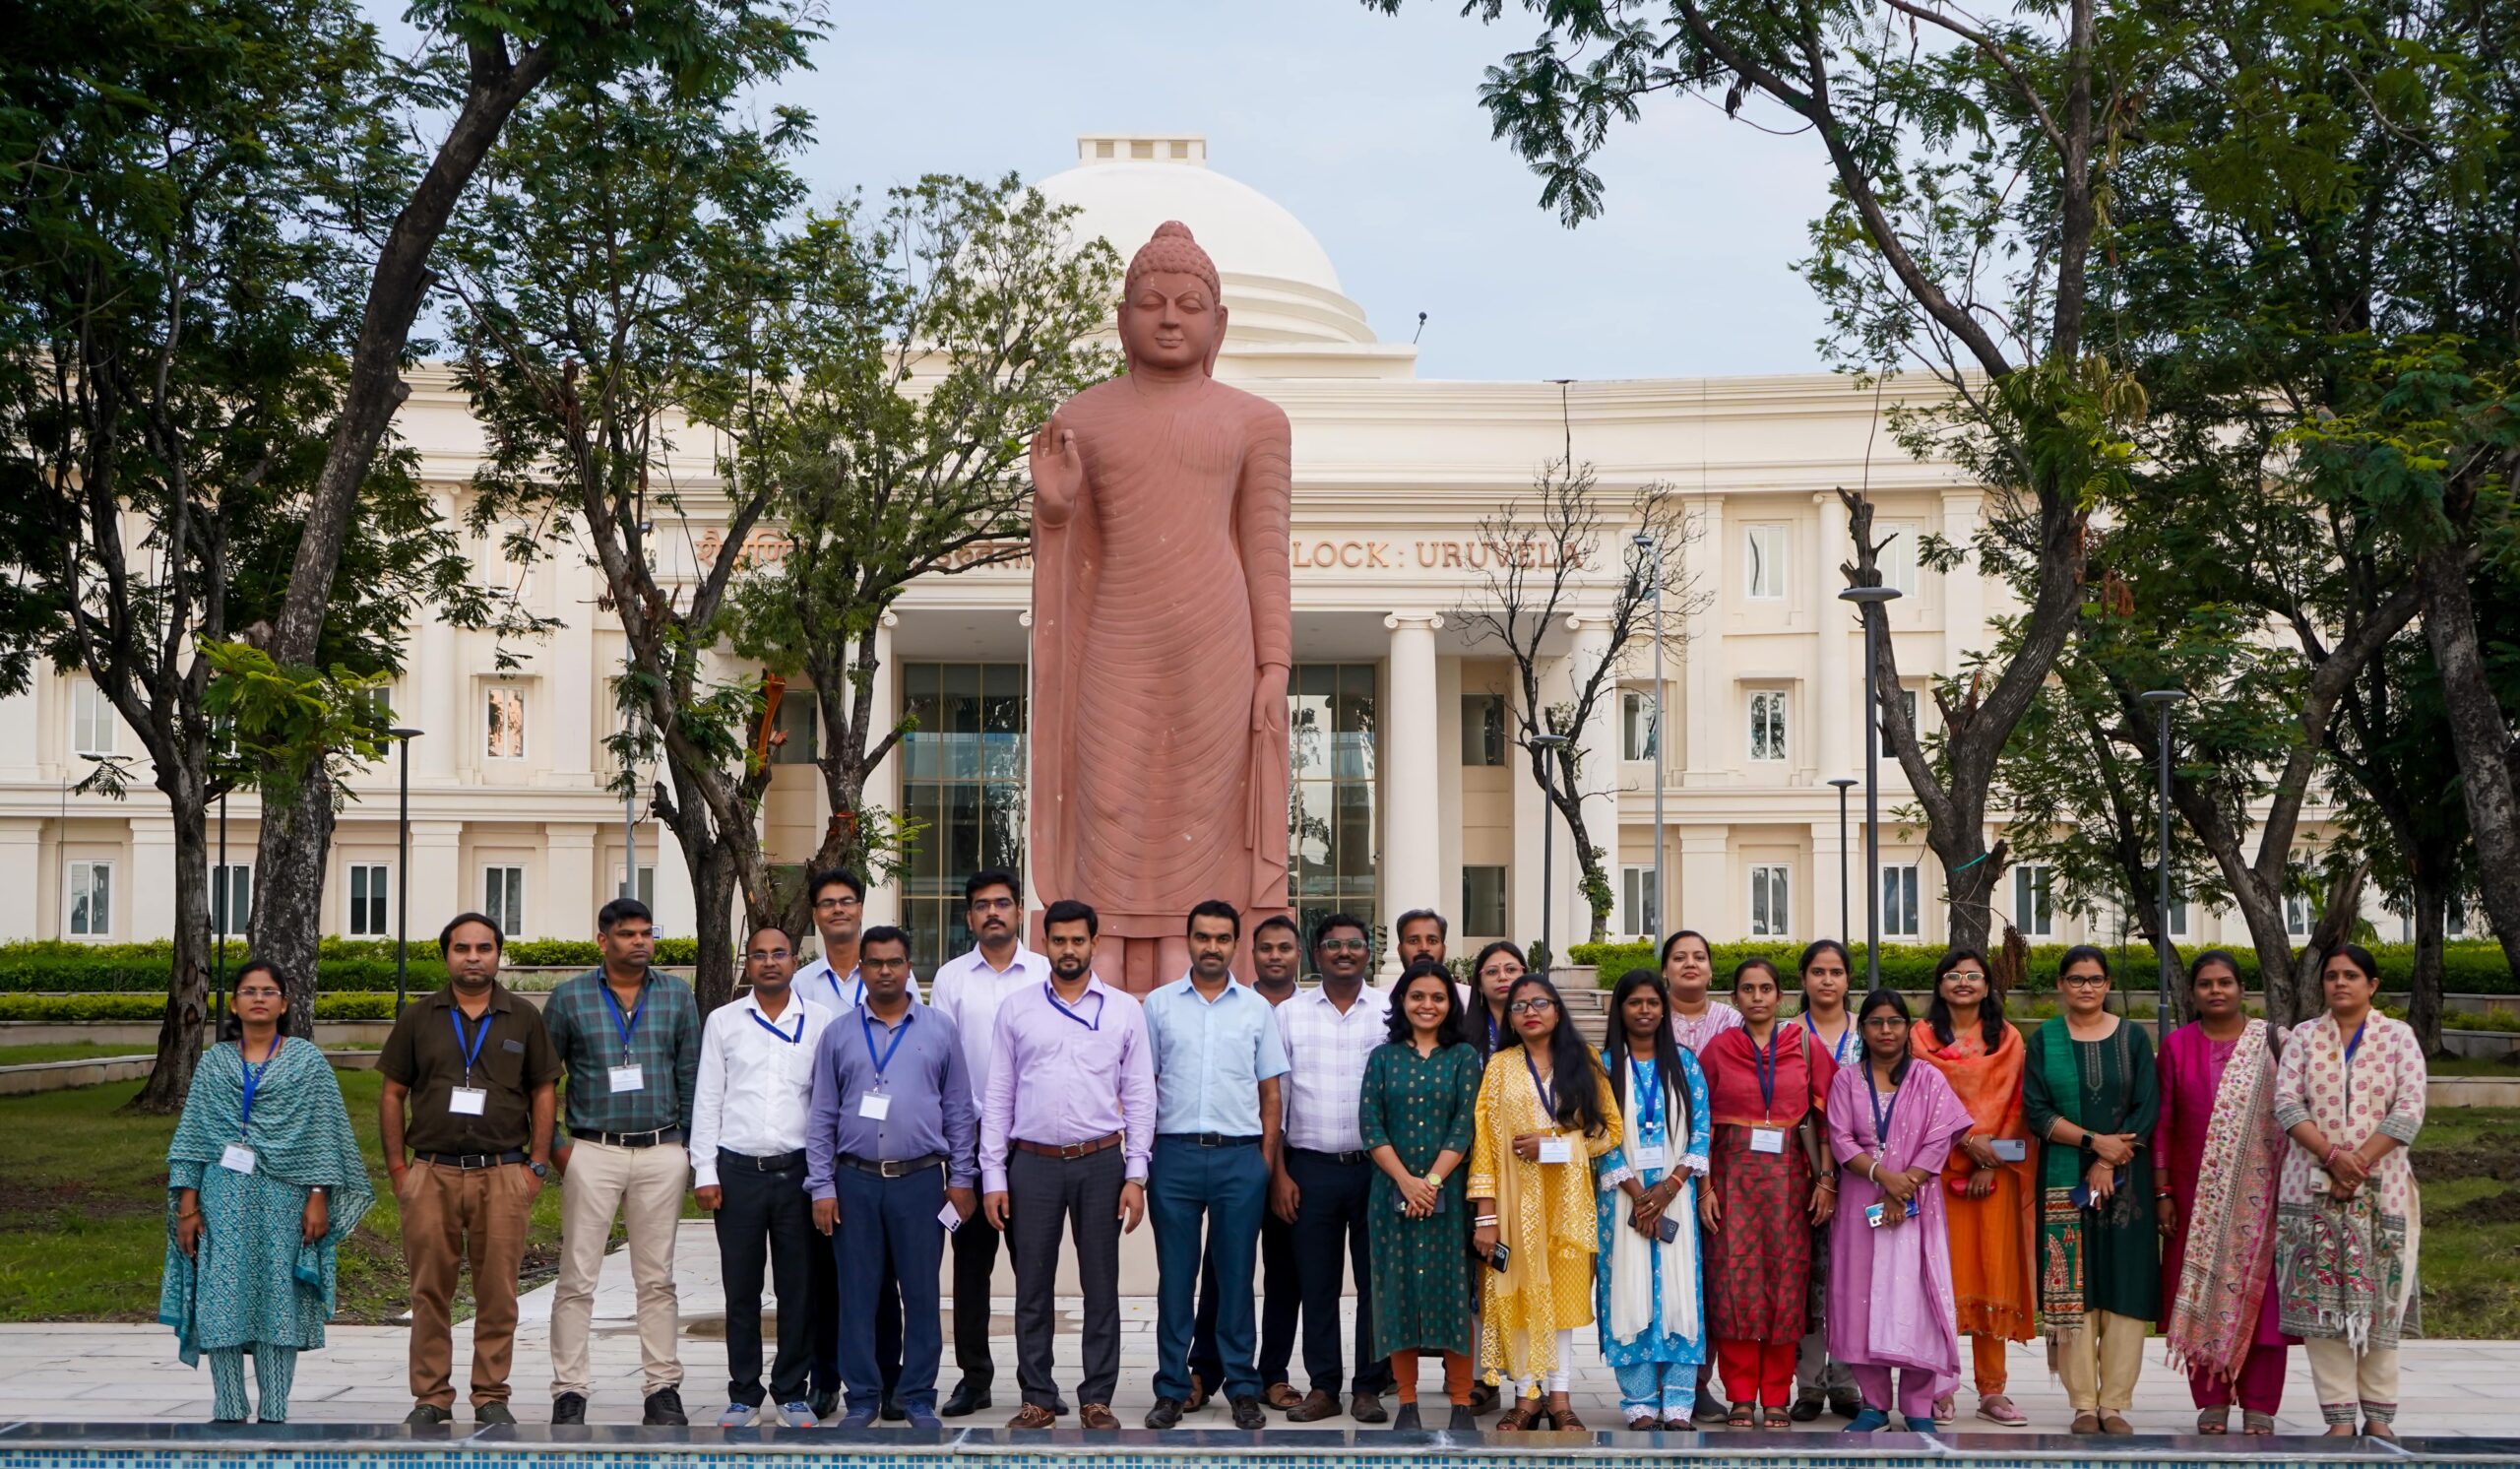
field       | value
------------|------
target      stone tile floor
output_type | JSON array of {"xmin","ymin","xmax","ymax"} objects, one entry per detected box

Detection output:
[{"xmin": 3, "ymin": 1222, "xmax": 2510, "ymax": 1437}]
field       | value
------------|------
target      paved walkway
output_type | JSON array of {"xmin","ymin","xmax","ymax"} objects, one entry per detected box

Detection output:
[{"xmin": 2, "ymin": 1223, "xmax": 2509, "ymax": 1437}]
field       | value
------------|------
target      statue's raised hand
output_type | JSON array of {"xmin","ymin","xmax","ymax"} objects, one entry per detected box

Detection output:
[{"xmin": 1030, "ymin": 421, "xmax": 1085, "ymax": 525}]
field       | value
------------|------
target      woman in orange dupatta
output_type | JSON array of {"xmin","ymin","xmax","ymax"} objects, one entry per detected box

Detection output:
[{"xmin": 1906, "ymin": 946, "xmax": 2035, "ymax": 1427}]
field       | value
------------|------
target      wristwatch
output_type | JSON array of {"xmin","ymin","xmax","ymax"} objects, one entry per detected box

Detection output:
[{"xmin": 530, "ymin": 1161, "xmax": 550, "ymax": 1179}]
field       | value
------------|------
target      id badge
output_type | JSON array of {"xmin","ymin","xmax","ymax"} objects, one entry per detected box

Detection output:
[
  {"xmin": 938, "ymin": 1200, "xmax": 964, "ymax": 1233},
  {"xmin": 1631, "ymin": 1143, "xmax": 1668, "ymax": 1171},
  {"xmin": 1537, "ymin": 1135, "xmax": 1573, "ymax": 1165},
  {"xmin": 1749, "ymin": 1127, "xmax": 1787, "ymax": 1155},
  {"xmin": 1991, "ymin": 1138, "xmax": 2028, "ymax": 1163},
  {"xmin": 449, "ymin": 1086, "xmax": 488, "ymax": 1117},
  {"xmin": 607, "ymin": 1063, "xmax": 645, "ymax": 1093},
  {"xmin": 857, "ymin": 1091, "xmax": 893, "ymax": 1121},
  {"xmin": 220, "ymin": 1142, "xmax": 257, "ymax": 1175}
]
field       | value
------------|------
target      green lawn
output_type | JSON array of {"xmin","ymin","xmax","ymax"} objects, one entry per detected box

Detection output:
[{"xmin": 0, "ymin": 1041, "xmax": 156, "ymax": 1066}]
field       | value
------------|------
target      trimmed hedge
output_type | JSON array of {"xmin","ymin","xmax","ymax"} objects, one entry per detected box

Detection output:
[
  {"xmin": 0, "ymin": 936, "xmax": 701, "ymax": 993},
  {"xmin": 0, "ymin": 991, "xmax": 406, "ymax": 1023},
  {"xmin": 1565, "ymin": 938, "xmax": 2520, "ymax": 994}
]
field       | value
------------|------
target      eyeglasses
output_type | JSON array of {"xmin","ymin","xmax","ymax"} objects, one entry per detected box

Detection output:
[
  {"xmin": 968, "ymin": 897, "xmax": 1017, "ymax": 913},
  {"xmin": 1318, "ymin": 938, "xmax": 1369, "ymax": 953},
  {"xmin": 1860, "ymin": 1015, "xmax": 1908, "ymax": 1029},
  {"xmin": 746, "ymin": 948, "xmax": 792, "ymax": 962},
  {"xmin": 1940, "ymin": 970, "xmax": 1986, "ymax": 985},
  {"xmin": 813, "ymin": 895, "xmax": 862, "ymax": 911},
  {"xmin": 1507, "ymin": 997, "xmax": 1555, "ymax": 1015},
  {"xmin": 2060, "ymin": 974, "xmax": 2111, "ymax": 989},
  {"xmin": 234, "ymin": 987, "xmax": 284, "ymax": 999}
]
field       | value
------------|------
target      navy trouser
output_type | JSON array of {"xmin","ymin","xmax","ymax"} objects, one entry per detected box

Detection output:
[
  {"xmin": 1151, "ymin": 1136, "xmax": 1269, "ymax": 1402},
  {"xmin": 831, "ymin": 1163, "xmax": 946, "ymax": 1414},
  {"xmin": 1194, "ymin": 1203, "xmax": 1297, "ymax": 1389},
  {"xmin": 1288, "ymin": 1147, "xmax": 1392, "ymax": 1396}
]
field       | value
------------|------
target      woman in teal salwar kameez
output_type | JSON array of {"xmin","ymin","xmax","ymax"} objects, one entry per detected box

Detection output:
[{"xmin": 159, "ymin": 961, "xmax": 372, "ymax": 1423}]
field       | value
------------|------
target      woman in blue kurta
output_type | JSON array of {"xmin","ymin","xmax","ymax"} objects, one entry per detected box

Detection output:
[
  {"xmin": 1595, "ymin": 969, "xmax": 1712, "ymax": 1428},
  {"xmin": 158, "ymin": 961, "xmax": 373, "ymax": 1422}
]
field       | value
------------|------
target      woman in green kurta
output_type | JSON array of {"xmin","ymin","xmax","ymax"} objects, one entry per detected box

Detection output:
[
  {"xmin": 2023, "ymin": 946, "xmax": 2160, "ymax": 1435},
  {"xmin": 158, "ymin": 962, "xmax": 373, "ymax": 1423},
  {"xmin": 1359, "ymin": 958, "xmax": 1482, "ymax": 1430}
]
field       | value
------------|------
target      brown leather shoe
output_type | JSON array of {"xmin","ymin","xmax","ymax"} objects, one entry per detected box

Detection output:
[
  {"xmin": 1285, "ymin": 1389, "xmax": 1341, "ymax": 1423},
  {"xmin": 1079, "ymin": 1403, "xmax": 1121, "ymax": 1431},
  {"xmin": 1264, "ymin": 1382, "xmax": 1303, "ymax": 1411},
  {"xmin": 1185, "ymin": 1372, "xmax": 1211, "ymax": 1413},
  {"xmin": 1005, "ymin": 1403, "xmax": 1057, "ymax": 1430}
]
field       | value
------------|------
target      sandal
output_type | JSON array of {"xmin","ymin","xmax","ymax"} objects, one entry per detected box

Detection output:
[
  {"xmin": 2197, "ymin": 1407, "xmax": 2230, "ymax": 1435},
  {"xmin": 1761, "ymin": 1406, "xmax": 1794, "ymax": 1430},
  {"xmin": 2242, "ymin": 1412, "xmax": 2276, "ymax": 1436},
  {"xmin": 1553, "ymin": 1408, "xmax": 1588, "ymax": 1432},
  {"xmin": 1495, "ymin": 1400, "xmax": 1544, "ymax": 1433},
  {"xmin": 1728, "ymin": 1401, "xmax": 1756, "ymax": 1430},
  {"xmin": 2364, "ymin": 1420, "xmax": 2398, "ymax": 1441}
]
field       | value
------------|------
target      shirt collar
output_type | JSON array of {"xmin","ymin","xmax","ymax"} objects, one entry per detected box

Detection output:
[
  {"xmin": 1166, "ymin": 972, "xmax": 1247, "ymax": 1004},
  {"xmin": 740, "ymin": 989, "xmax": 810, "ymax": 1025},
  {"xmin": 973, "ymin": 941, "xmax": 1039, "ymax": 976},
  {"xmin": 862, "ymin": 995, "xmax": 924, "ymax": 1029},
  {"xmin": 429, "ymin": 981, "xmax": 513, "ymax": 1014}
]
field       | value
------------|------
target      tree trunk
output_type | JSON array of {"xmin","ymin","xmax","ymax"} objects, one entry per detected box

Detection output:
[
  {"xmin": 126, "ymin": 799, "xmax": 215, "ymax": 1116},
  {"xmin": 1931, "ymin": 832, "xmax": 2002, "ymax": 956},
  {"xmin": 247, "ymin": 767, "xmax": 337, "ymax": 1038},
  {"xmin": 2292, "ymin": 860, "xmax": 2370, "ymax": 1029},
  {"xmin": 2226, "ymin": 881, "xmax": 2307, "ymax": 1025},
  {"xmin": 682, "ymin": 835, "xmax": 742, "ymax": 1014},
  {"xmin": 2419, "ymin": 543, "xmax": 2520, "ymax": 985},
  {"xmin": 2407, "ymin": 871, "xmax": 2448, "ymax": 1059}
]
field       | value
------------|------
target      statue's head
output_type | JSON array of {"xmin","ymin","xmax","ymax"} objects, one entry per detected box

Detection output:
[{"xmin": 1118, "ymin": 221, "xmax": 1226, "ymax": 375}]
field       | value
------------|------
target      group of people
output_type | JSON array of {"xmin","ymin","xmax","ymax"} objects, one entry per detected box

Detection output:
[{"xmin": 157, "ymin": 873, "xmax": 2428, "ymax": 1440}]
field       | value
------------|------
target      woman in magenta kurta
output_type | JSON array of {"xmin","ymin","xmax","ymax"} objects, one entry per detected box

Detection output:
[
  {"xmin": 1826, "ymin": 990, "xmax": 1976, "ymax": 1432},
  {"xmin": 2158, "ymin": 950, "xmax": 2294, "ymax": 1434}
]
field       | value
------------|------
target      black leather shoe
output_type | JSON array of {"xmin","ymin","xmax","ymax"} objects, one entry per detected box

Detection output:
[
  {"xmin": 1144, "ymin": 1397, "xmax": 1185, "ymax": 1430},
  {"xmin": 643, "ymin": 1387, "xmax": 687, "ymax": 1427},
  {"xmin": 550, "ymin": 1393, "xmax": 587, "ymax": 1426},
  {"xmin": 941, "ymin": 1379, "xmax": 991, "ymax": 1418},
  {"xmin": 880, "ymin": 1392, "xmax": 906, "ymax": 1423},
  {"xmin": 1230, "ymin": 1395, "xmax": 1266, "ymax": 1430},
  {"xmin": 1790, "ymin": 1394, "xmax": 1825, "ymax": 1422},
  {"xmin": 1050, "ymin": 1395, "xmax": 1072, "ymax": 1416},
  {"xmin": 1350, "ymin": 1392, "xmax": 1388, "ymax": 1424},
  {"xmin": 1285, "ymin": 1389, "xmax": 1340, "ymax": 1423},
  {"xmin": 810, "ymin": 1389, "xmax": 840, "ymax": 1421},
  {"xmin": 1392, "ymin": 1403, "xmax": 1421, "ymax": 1431},
  {"xmin": 1830, "ymin": 1387, "xmax": 1863, "ymax": 1420},
  {"xmin": 404, "ymin": 1404, "xmax": 452, "ymax": 1427}
]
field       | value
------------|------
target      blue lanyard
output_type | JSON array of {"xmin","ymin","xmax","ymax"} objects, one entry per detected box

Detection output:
[
  {"xmin": 1804, "ymin": 1011, "xmax": 1853, "ymax": 1065},
  {"xmin": 2342, "ymin": 1019, "xmax": 2367, "ymax": 1112},
  {"xmin": 749, "ymin": 1004, "xmax": 805, "ymax": 1047},
  {"xmin": 1628, "ymin": 1055, "xmax": 1663, "ymax": 1136},
  {"xmin": 861, "ymin": 1007, "xmax": 912, "ymax": 1082},
  {"xmin": 1044, "ymin": 982, "xmax": 1102, "ymax": 1031},
  {"xmin": 1524, "ymin": 1049, "xmax": 1555, "ymax": 1118},
  {"xmin": 239, "ymin": 1038, "xmax": 283, "ymax": 1139},
  {"xmin": 1867, "ymin": 1067, "xmax": 1901, "ymax": 1151},
  {"xmin": 824, "ymin": 966, "xmax": 858, "ymax": 1009},
  {"xmin": 601, "ymin": 982, "xmax": 647, "ymax": 1062},
  {"xmin": 449, "ymin": 1007, "xmax": 490, "ymax": 1083},
  {"xmin": 1753, "ymin": 1026, "xmax": 1788, "ymax": 1122}
]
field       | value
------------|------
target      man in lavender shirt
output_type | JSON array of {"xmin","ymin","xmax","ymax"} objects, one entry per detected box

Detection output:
[
  {"xmin": 977, "ymin": 899, "xmax": 1156, "ymax": 1431},
  {"xmin": 803, "ymin": 926, "xmax": 976, "ymax": 1429}
]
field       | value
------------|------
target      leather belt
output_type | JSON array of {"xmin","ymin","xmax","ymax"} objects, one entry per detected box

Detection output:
[
  {"xmin": 416, "ymin": 1149, "xmax": 528, "ymax": 1170},
  {"xmin": 1012, "ymin": 1131, "xmax": 1123, "ymax": 1160},
  {"xmin": 1292, "ymin": 1146, "xmax": 1369, "ymax": 1166},
  {"xmin": 841, "ymin": 1153, "xmax": 944, "ymax": 1179},
  {"xmin": 719, "ymin": 1148, "xmax": 806, "ymax": 1172},
  {"xmin": 1160, "ymin": 1132, "xmax": 1263, "ymax": 1148},
  {"xmin": 583, "ymin": 1126, "xmax": 684, "ymax": 1148}
]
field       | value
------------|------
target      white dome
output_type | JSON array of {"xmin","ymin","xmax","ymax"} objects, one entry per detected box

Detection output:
[{"xmin": 1037, "ymin": 135, "xmax": 1377, "ymax": 349}]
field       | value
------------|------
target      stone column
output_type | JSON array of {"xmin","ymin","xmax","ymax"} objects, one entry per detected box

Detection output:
[
  {"xmin": 863, "ymin": 611, "xmax": 903, "ymax": 928},
  {"xmin": 0, "ymin": 819, "xmax": 42, "ymax": 940},
  {"xmin": 546, "ymin": 823, "xmax": 598, "ymax": 932},
  {"xmin": 129, "ymin": 814, "xmax": 176, "ymax": 941},
  {"xmin": 1814, "ymin": 491, "xmax": 1854, "ymax": 783},
  {"xmin": 1812, "ymin": 816, "xmax": 1850, "ymax": 947},
  {"xmin": 1941, "ymin": 489, "xmax": 1984, "ymax": 683},
  {"xmin": 1678, "ymin": 825, "xmax": 1732, "ymax": 941},
  {"xmin": 1383, "ymin": 613, "xmax": 1444, "ymax": 978},
  {"xmin": 1682, "ymin": 493, "xmax": 1727, "ymax": 786},
  {"xmin": 548, "ymin": 555, "xmax": 595, "ymax": 785},
  {"xmin": 409, "ymin": 821, "xmax": 464, "ymax": 940}
]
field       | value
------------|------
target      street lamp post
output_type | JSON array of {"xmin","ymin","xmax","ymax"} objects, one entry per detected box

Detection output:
[
  {"xmin": 391, "ymin": 728, "xmax": 423, "ymax": 1016},
  {"xmin": 1532, "ymin": 731, "xmax": 1571, "ymax": 972},
  {"xmin": 1829, "ymin": 778, "xmax": 1858, "ymax": 943},
  {"xmin": 215, "ymin": 784, "xmax": 228, "ymax": 1033},
  {"xmin": 2139, "ymin": 691, "xmax": 2186, "ymax": 1035},
  {"xmin": 1633, "ymin": 531, "xmax": 1666, "ymax": 941},
  {"xmin": 1839, "ymin": 586, "xmax": 1904, "ymax": 991}
]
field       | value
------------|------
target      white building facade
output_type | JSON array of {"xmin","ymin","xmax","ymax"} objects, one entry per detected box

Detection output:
[{"xmin": 0, "ymin": 136, "xmax": 2360, "ymax": 967}]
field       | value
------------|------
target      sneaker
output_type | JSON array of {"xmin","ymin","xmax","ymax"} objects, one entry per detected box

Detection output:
[
  {"xmin": 403, "ymin": 1403, "xmax": 453, "ymax": 1428},
  {"xmin": 907, "ymin": 1406, "xmax": 944, "ymax": 1430},
  {"xmin": 1905, "ymin": 1416, "xmax": 1938, "ymax": 1432},
  {"xmin": 835, "ymin": 1406, "xmax": 879, "ymax": 1429},
  {"xmin": 550, "ymin": 1393, "xmax": 587, "ymax": 1426},
  {"xmin": 1231, "ymin": 1395, "xmax": 1266, "ymax": 1430},
  {"xmin": 644, "ymin": 1387, "xmax": 688, "ymax": 1427},
  {"xmin": 474, "ymin": 1402, "xmax": 517, "ymax": 1428},
  {"xmin": 779, "ymin": 1401, "xmax": 821, "ymax": 1428},
  {"xmin": 1144, "ymin": 1397, "xmax": 1185, "ymax": 1431},
  {"xmin": 1848, "ymin": 1408, "xmax": 1891, "ymax": 1433},
  {"xmin": 717, "ymin": 1404, "xmax": 758, "ymax": 1428}
]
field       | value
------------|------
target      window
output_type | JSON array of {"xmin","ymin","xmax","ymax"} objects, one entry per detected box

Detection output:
[
  {"xmin": 484, "ymin": 685, "xmax": 527, "ymax": 760},
  {"xmin": 2012, "ymin": 862, "xmax": 2055, "ymax": 938},
  {"xmin": 902, "ymin": 662, "xmax": 1028, "ymax": 969},
  {"xmin": 347, "ymin": 862, "xmax": 390, "ymax": 937},
  {"xmin": 613, "ymin": 864, "xmax": 657, "ymax": 906},
  {"xmin": 1461, "ymin": 694, "xmax": 1506, "ymax": 767},
  {"xmin": 1621, "ymin": 688, "xmax": 1659, "ymax": 762},
  {"xmin": 71, "ymin": 679, "xmax": 116, "ymax": 757},
  {"xmin": 1871, "ymin": 686, "xmax": 1921, "ymax": 758},
  {"xmin": 1745, "ymin": 524, "xmax": 1787, "ymax": 600},
  {"xmin": 1621, "ymin": 865, "xmax": 1661, "ymax": 939},
  {"xmin": 771, "ymin": 689, "xmax": 816, "ymax": 765},
  {"xmin": 1289, "ymin": 664, "xmax": 1380, "ymax": 952},
  {"xmin": 212, "ymin": 862, "xmax": 252, "ymax": 938},
  {"xmin": 1748, "ymin": 690, "xmax": 1788, "ymax": 763},
  {"xmin": 2448, "ymin": 895, "xmax": 2469, "ymax": 939},
  {"xmin": 2284, "ymin": 888, "xmax": 2310, "ymax": 937},
  {"xmin": 2167, "ymin": 888, "xmax": 2189, "ymax": 939},
  {"xmin": 1750, "ymin": 863, "xmax": 1791, "ymax": 937},
  {"xmin": 1880, "ymin": 521, "xmax": 1921, "ymax": 597},
  {"xmin": 1462, "ymin": 865, "xmax": 1507, "ymax": 937},
  {"xmin": 483, "ymin": 865, "xmax": 525, "ymax": 939},
  {"xmin": 1882, "ymin": 864, "xmax": 1921, "ymax": 938},
  {"xmin": 66, "ymin": 861, "xmax": 112, "ymax": 937}
]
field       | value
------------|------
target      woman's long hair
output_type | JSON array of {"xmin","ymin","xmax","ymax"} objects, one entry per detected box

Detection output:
[
  {"xmin": 1468, "ymin": 939, "xmax": 1526, "ymax": 1053},
  {"xmin": 1924, "ymin": 945, "xmax": 2006, "ymax": 1050},
  {"xmin": 1385, "ymin": 957, "xmax": 1468, "ymax": 1049},
  {"xmin": 1857, "ymin": 987, "xmax": 1914, "ymax": 1085},
  {"xmin": 1796, "ymin": 937, "xmax": 1852, "ymax": 1016},
  {"xmin": 217, "ymin": 958, "xmax": 293, "ymax": 1043},
  {"xmin": 1604, "ymin": 967, "xmax": 1690, "ymax": 1147},
  {"xmin": 1504, "ymin": 973, "xmax": 1609, "ymax": 1137}
]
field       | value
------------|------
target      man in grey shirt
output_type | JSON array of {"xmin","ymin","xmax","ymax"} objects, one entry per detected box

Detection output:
[{"xmin": 804, "ymin": 926, "xmax": 976, "ymax": 1429}]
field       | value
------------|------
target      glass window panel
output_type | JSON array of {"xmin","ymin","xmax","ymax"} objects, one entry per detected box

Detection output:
[
  {"xmin": 1461, "ymin": 694, "xmax": 1505, "ymax": 767},
  {"xmin": 772, "ymin": 690, "xmax": 816, "ymax": 764},
  {"xmin": 1463, "ymin": 865, "xmax": 1507, "ymax": 936}
]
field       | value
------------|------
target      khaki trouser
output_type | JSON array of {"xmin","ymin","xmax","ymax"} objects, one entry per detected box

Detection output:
[
  {"xmin": 2054, "ymin": 1309, "xmax": 2147, "ymax": 1413},
  {"xmin": 2305, "ymin": 1339, "xmax": 2401, "ymax": 1426},
  {"xmin": 550, "ymin": 1139, "xmax": 688, "ymax": 1398},
  {"xmin": 400, "ymin": 1160, "xmax": 538, "ymax": 1409}
]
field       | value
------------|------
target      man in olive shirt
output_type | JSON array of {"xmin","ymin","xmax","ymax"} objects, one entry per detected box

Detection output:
[{"xmin": 379, "ymin": 911, "xmax": 559, "ymax": 1428}]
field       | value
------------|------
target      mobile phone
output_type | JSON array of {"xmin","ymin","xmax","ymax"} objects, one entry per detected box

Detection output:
[
  {"xmin": 1486, "ymin": 1242, "xmax": 1512, "ymax": 1273},
  {"xmin": 1654, "ymin": 1215, "xmax": 1680, "ymax": 1244}
]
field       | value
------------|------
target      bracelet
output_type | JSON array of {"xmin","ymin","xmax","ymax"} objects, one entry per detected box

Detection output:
[
  {"xmin": 176, "ymin": 1210, "xmax": 201, "ymax": 1221},
  {"xmin": 1863, "ymin": 1156, "xmax": 1881, "ymax": 1183},
  {"xmin": 2323, "ymin": 1143, "xmax": 2346, "ymax": 1168},
  {"xmin": 1474, "ymin": 1214, "xmax": 1500, "ymax": 1226},
  {"xmin": 1815, "ymin": 1180, "xmax": 1838, "ymax": 1192}
]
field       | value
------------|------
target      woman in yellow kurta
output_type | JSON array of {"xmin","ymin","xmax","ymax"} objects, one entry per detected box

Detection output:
[{"xmin": 1470, "ymin": 974, "xmax": 1624, "ymax": 1431}]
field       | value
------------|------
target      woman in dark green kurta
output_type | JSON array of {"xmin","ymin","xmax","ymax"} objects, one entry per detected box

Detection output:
[
  {"xmin": 1360, "ymin": 959, "xmax": 1482, "ymax": 1429},
  {"xmin": 2023, "ymin": 946, "xmax": 2161, "ymax": 1434}
]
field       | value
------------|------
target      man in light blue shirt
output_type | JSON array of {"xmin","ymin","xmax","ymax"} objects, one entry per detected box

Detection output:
[{"xmin": 1140, "ymin": 900, "xmax": 1288, "ymax": 1430}]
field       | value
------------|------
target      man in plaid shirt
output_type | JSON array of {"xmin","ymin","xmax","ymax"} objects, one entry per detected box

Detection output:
[{"xmin": 543, "ymin": 897, "xmax": 702, "ymax": 1426}]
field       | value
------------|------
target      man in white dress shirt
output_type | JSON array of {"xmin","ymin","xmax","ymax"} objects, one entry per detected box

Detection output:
[
  {"xmin": 922, "ymin": 867, "xmax": 1049, "ymax": 1419},
  {"xmin": 690, "ymin": 926, "xmax": 829, "ymax": 1427}
]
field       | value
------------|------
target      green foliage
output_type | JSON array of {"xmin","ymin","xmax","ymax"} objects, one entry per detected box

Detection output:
[
  {"xmin": 0, "ymin": 937, "xmax": 701, "ymax": 993},
  {"xmin": 201, "ymin": 641, "xmax": 396, "ymax": 804}
]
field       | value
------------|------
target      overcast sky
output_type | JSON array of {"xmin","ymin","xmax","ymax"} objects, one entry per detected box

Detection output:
[{"xmin": 383, "ymin": 0, "xmax": 1844, "ymax": 382}]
